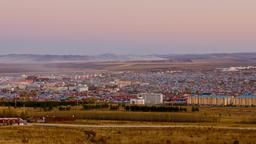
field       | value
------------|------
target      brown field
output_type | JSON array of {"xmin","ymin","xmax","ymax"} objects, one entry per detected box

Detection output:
[
  {"xmin": 0, "ymin": 126, "xmax": 256, "ymax": 144},
  {"xmin": 0, "ymin": 59, "xmax": 255, "ymax": 73},
  {"xmin": 87, "ymin": 127, "xmax": 256, "ymax": 144},
  {"xmin": 1, "ymin": 106, "xmax": 256, "ymax": 125},
  {"xmin": 87, "ymin": 60, "xmax": 255, "ymax": 71},
  {"xmin": 0, "ymin": 126, "xmax": 87, "ymax": 144},
  {"xmin": 1, "ymin": 107, "xmax": 256, "ymax": 143}
]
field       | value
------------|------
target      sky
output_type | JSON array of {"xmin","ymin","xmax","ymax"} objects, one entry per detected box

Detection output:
[{"xmin": 0, "ymin": 0, "xmax": 255, "ymax": 55}]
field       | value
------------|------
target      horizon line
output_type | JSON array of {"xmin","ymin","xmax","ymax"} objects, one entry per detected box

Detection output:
[{"xmin": 0, "ymin": 51, "xmax": 255, "ymax": 56}]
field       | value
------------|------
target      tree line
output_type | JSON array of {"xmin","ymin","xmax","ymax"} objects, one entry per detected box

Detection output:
[
  {"xmin": 82, "ymin": 104, "xmax": 109, "ymax": 110},
  {"xmin": 0, "ymin": 101, "xmax": 78, "ymax": 108},
  {"xmin": 125, "ymin": 105, "xmax": 187, "ymax": 112}
]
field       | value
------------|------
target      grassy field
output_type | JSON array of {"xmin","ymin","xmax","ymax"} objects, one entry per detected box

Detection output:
[
  {"xmin": 88, "ymin": 127, "xmax": 256, "ymax": 144},
  {"xmin": 0, "ymin": 126, "xmax": 87, "ymax": 144},
  {"xmin": 0, "ymin": 106, "xmax": 219, "ymax": 123},
  {"xmin": 1, "ymin": 106, "xmax": 256, "ymax": 143},
  {"xmin": 1, "ymin": 106, "xmax": 256, "ymax": 124},
  {"xmin": 0, "ymin": 126, "xmax": 256, "ymax": 144}
]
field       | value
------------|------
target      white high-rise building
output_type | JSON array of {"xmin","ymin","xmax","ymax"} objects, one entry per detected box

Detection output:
[{"xmin": 138, "ymin": 93, "xmax": 164, "ymax": 105}]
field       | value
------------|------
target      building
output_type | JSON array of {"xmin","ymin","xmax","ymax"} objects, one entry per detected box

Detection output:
[
  {"xmin": 0, "ymin": 118, "xmax": 27, "ymax": 126},
  {"xmin": 130, "ymin": 97, "xmax": 145, "ymax": 105},
  {"xmin": 77, "ymin": 84, "xmax": 89, "ymax": 92},
  {"xmin": 188, "ymin": 94, "xmax": 256, "ymax": 107},
  {"xmin": 233, "ymin": 95, "xmax": 256, "ymax": 106},
  {"xmin": 187, "ymin": 95, "xmax": 233, "ymax": 106},
  {"xmin": 138, "ymin": 93, "xmax": 164, "ymax": 105},
  {"xmin": 115, "ymin": 80, "xmax": 132, "ymax": 88}
]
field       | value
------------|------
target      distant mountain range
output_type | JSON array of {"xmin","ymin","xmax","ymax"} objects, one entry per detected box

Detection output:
[{"xmin": 0, "ymin": 53, "xmax": 255, "ymax": 63}]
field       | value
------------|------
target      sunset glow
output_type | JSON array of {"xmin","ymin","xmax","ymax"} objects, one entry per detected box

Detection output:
[{"xmin": 0, "ymin": 0, "xmax": 255, "ymax": 54}]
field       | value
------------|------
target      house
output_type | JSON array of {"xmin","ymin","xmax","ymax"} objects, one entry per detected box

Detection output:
[
  {"xmin": 130, "ymin": 97, "xmax": 145, "ymax": 105},
  {"xmin": 0, "ymin": 118, "xmax": 27, "ymax": 126}
]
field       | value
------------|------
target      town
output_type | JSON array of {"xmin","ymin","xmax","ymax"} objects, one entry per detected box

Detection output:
[
  {"xmin": 1, "ymin": 0, "xmax": 256, "ymax": 143},
  {"xmin": 0, "ymin": 66, "xmax": 255, "ymax": 106}
]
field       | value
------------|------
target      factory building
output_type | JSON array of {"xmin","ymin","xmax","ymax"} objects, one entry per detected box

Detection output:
[{"xmin": 138, "ymin": 93, "xmax": 164, "ymax": 105}]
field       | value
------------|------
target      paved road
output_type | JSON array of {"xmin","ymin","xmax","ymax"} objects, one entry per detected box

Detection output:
[{"xmin": 32, "ymin": 123, "xmax": 256, "ymax": 130}]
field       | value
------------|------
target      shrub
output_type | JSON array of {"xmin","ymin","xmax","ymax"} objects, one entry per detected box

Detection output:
[
  {"xmin": 58, "ymin": 106, "xmax": 71, "ymax": 111},
  {"xmin": 125, "ymin": 105, "xmax": 187, "ymax": 112},
  {"xmin": 192, "ymin": 106, "xmax": 199, "ymax": 112},
  {"xmin": 109, "ymin": 105, "xmax": 119, "ymax": 111},
  {"xmin": 83, "ymin": 104, "xmax": 109, "ymax": 110}
]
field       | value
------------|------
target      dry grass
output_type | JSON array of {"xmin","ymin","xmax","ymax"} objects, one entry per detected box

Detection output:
[
  {"xmin": 87, "ymin": 127, "xmax": 256, "ymax": 144},
  {"xmin": 2, "ymin": 106, "xmax": 256, "ymax": 125},
  {"xmin": 1, "ymin": 126, "xmax": 256, "ymax": 144},
  {"xmin": 30, "ymin": 110, "xmax": 219, "ymax": 123},
  {"xmin": 0, "ymin": 106, "xmax": 218, "ymax": 123},
  {"xmin": 199, "ymin": 107, "xmax": 256, "ymax": 124},
  {"xmin": 0, "ymin": 126, "xmax": 88, "ymax": 144}
]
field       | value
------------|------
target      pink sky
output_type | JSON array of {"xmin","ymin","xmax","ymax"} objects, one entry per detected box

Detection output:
[{"xmin": 0, "ymin": 0, "xmax": 255, "ymax": 54}]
